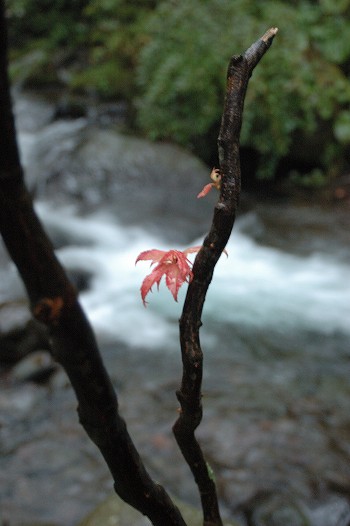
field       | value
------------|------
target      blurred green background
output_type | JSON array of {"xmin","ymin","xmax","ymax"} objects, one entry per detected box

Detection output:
[{"xmin": 5, "ymin": 0, "xmax": 350, "ymax": 187}]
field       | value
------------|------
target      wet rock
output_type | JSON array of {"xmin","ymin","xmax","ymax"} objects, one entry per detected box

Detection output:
[
  {"xmin": 66, "ymin": 268, "xmax": 93, "ymax": 293},
  {"xmin": 53, "ymin": 99, "xmax": 87, "ymax": 121},
  {"xmin": 0, "ymin": 382, "xmax": 46, "ymax": 416},
  {"xmin": 11, "ymin": 351, "xmax": 57, "ymax": 384},
  {"xmin": 0, "ymin": 271, "xmax": 51, "ymax": 368},
  {"xmin": 13, "ymin": 91, "xmax": 55, "ymax": 133},
  {"xmin": 79, "ymin": 493, "xmax": 238, "ymax": 526},
  {"xmin": 306, "ymin": 495, "xmax": 350, "ymax": 526},
  {"xmin": 24, "ymin": 122, "xmax": 211, "ymax": 243},
  {"xmin": 0, "ymin": 273, "xmax": 50, "ymax": 365},
  {"xmin": 0, "ymin": 319, "xmax": 50, "ymax": 365},
  {"xmin": 49, "ymin": 368, "xmax": 70, "ymax": 389},
  {"xmin": 250, "ymin": 201, "xmax": 350, "ymax": 260},
  {"xmin": 247, "ymin": 493, "xmax": 310, "ymax": 526},
  {"xmin": 0, "ymin": 384, "xmax": 48, "ymax": 457},
  {"xmin": 88, "ymin": 100, "xmax": 128, "ymax": 127},
  {"xmin": 24, "ymin": 118, "xmax": 88, "ymax": 194},
  {"xmin": 0, "ymin": 300, "xmax": 31, "ymax": 335}
]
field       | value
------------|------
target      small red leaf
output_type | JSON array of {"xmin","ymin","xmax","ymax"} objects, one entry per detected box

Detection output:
[{"xmin": 197, "ymin": 183, "xmax": 214, "ymax": 198}]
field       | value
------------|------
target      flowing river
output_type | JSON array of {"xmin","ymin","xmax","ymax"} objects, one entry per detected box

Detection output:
[{"xmin": 0, "ymin": 92, "xmax": 350, "ymax": 526}]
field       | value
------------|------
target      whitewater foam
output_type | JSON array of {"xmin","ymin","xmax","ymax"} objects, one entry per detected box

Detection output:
[{"xmin": 34, "ymin": 201, "xmax": 350, "ymax": 348}]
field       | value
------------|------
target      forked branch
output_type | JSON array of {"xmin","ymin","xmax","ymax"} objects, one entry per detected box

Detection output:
[{"xmin": 173, "ymin": 28, "xmax": 278, "ymax": 526}]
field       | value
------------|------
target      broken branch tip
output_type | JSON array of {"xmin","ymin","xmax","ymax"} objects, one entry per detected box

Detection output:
[{"xmin": 262, "ymin": 27, "xmax": 279, "ymax": 43}]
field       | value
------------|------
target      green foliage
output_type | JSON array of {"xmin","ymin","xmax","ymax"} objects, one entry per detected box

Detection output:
[
  {"xmin": 137, "ymin": 0, "xmax": 350, "ymax": 178},
  {"xmin": 70, "ymin": 0, "xmax": 157, "ymax": 98},
  {"xmin": 7, "ymin": 0, "xmax": 90, "ymax": 48},
  {"xmin": 289, "ymin": 168, "xmax": 328, "ymax": 189},
  {"xmin": 334, "ymin": 110, "xmax": 350, "ymax": 144},
  {"xmin": 7, "ymin": 0, "xmax": 156, "ymax": 99},
  {"xmin": 7, "ymin": 0, "xmax": 350, "ymax": 180}
]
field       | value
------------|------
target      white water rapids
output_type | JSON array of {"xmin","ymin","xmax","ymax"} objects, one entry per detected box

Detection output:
[
  {"xmin": 33, "ymin": 200, "xmax": 350, "ymax": 349},
  {"xmin": 13, "ymin": 92, "xmax": 349, "ymax": 354}
]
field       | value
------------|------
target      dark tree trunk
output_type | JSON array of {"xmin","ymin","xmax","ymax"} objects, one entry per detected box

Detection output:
[{"xmin": 0, "ymin": 2, "xmax": 187, "ymax": 524}]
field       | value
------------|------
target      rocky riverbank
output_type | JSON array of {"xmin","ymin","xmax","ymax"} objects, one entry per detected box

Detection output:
[{"xmin": 1, "ymin": 91, "xmax": 350, "ymax": 526}]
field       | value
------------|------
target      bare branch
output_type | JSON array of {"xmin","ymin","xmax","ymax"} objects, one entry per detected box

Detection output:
[
  {"xmin": 0, "ymin": 3, "xmax": 186, "ymax": 525},
  {"xmin": 173, "ymin": 28, "xmax": 278, "ymax": 526}
]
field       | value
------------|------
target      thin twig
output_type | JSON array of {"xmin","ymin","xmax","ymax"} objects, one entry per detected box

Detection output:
[{"xmin": 173, "ymin": 28, "xmax": 278, "ymax": 526}]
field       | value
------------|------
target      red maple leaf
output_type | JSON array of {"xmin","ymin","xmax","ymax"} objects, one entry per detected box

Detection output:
[
  {"xmin": 136, "ymin": 247, "xmax": 200, "ymax": 305},
  {"xmin": 197, "ymin": 183, "xmax": 214, "ymax": 198}
]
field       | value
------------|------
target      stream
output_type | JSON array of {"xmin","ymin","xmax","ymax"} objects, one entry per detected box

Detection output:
[{"xmin": 0, "ymin": 92, "xmax": 350, "ymax": 526}]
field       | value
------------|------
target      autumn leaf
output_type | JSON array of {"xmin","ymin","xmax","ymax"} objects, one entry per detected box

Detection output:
[
  {"xmin": 197, "ymin": 183, "xmax": 214, "ymax": 198},
  {"xmin": 136, "ymin": 247, "xmax": 200, "ymax": 305}
]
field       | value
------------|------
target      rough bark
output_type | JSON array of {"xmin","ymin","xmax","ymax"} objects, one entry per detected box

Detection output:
[
  {"xmin": 0, "ymin": 2, "xmax": 186, "ymax": 524},
  {"xmin": 173, "ymin": 28, "xmax": 278, "ymax": 526}
]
